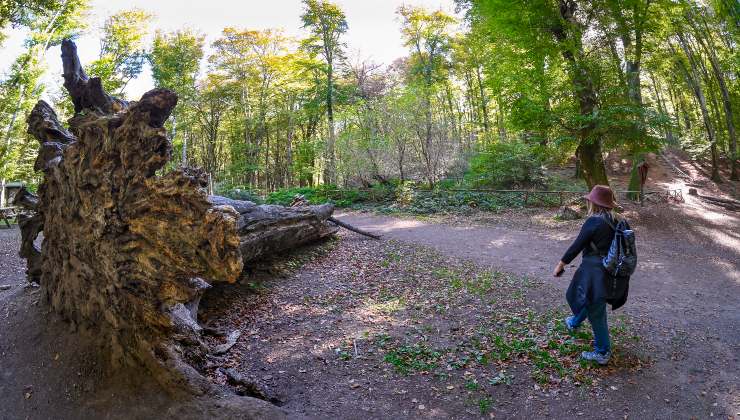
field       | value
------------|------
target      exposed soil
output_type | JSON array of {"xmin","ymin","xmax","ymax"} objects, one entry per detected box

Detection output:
[
  {"xmin": 0, "ymin": 228, "xmax": 286, "ymax": 420},
  {"xmin": 0, "ymin": 152, "xmax": 738, "ymax": 419}
]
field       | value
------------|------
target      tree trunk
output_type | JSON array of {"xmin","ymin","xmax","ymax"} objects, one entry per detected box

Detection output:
[
  {"xmin": 692, "ymin": 17, "xmax": 738, "ymax": 180},
  {"xmin": 675, "ymin": 36, "xmax": 721, "ymax": 182},
  {"xmin": 577, "ymin": 139, "xmax": 609, "ymax": 188},
  {"xmin": 554, "ymin": 0, "xmax": 609, "ymax": 189},
  {"xmin": 325, "ymin": 64, "xmax": 336, "ymax": 185},
  {"xmin": 208, "ymin": 196, "xmax": 338, "ymax": 262},
  {"xmin": 496, "ymin": 96, "xmax": 507, "ymax": 141},
  {"xmin": 13, "ymin": 40, "xmax": 337, "ymax": 416},
  {"xmin": 570, "ymin": 60, "xmax": 609, "ymax": 188},
  {"xmin": 475, "ymin": 65, "xmax": 490, "ymax": 135},
  {"xmin": 182, "ymin": 131, "xmax": 188, "ymax": 166},
  {"xmin": 649, "ymin": 71, "xmax": 674, "ymax": 143}
]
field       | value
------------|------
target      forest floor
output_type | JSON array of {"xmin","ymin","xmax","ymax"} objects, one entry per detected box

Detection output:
[{"xmin": 0, "ymin": 152, "xmax": 738, "ymax": 419}]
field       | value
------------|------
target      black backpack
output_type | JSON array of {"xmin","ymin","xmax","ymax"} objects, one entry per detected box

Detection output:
[{"xmin": 591, "ymin": 215, "xmax": 637, "ymax": 278}]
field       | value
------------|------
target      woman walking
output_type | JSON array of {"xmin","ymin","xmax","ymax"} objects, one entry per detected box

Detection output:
[{"xmin": 553, "ymin": 185, "xmax": 631, "ymax": 365}]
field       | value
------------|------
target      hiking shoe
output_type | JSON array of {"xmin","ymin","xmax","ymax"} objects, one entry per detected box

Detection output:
[
  {"xmin": 565, "ymin": 316, "xmax": 579, "ymax": 332},
  {"xmin": 581, "ymin": 351, "xmax": 611, "ymax": 365}
]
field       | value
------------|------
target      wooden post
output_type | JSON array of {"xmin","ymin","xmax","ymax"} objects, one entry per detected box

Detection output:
[{"xmin": 0, "ymin": 178, "xmax": 5, "ymax": 208}]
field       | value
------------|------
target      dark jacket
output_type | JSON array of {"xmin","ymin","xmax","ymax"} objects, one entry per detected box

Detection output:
[{"xmin": 563, "ymin": 214, "xmax": 631, "ymax": 314}]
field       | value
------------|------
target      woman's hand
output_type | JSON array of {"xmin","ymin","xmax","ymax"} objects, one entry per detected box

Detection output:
[{"xmin": 553, "ymin": 261, "xmax": 566, "ymax": 277}]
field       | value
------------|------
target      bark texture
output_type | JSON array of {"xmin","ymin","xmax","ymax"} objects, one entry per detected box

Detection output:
[
  {"xmin": 13, "ymin": 187, "xmax": 42, "ymax": 282},
  {"xmin": 13, "ymin": 40, "xmax": 347, "ymax": 416},
  {"xmin": 24, "ymin": 87, "xmax": 246, "ymax": 389},
  {"xmin": 209, "ymin": 195, "xmax": 339, "ymax": 262}
]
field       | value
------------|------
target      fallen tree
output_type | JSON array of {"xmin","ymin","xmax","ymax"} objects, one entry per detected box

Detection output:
[
  {"xmin": 688, "ymin": 188, "xmax": 740, "ymax": 212},
  {"xmin": 209, "ymin": 195, "xmax": 340, "ymax": 262},
  {"xmin": 13, "ymin": 39, "xmax": 379, "ymax": 416}
]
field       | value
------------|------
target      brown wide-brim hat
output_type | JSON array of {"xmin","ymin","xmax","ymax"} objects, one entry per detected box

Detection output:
[{"xmin": 583, "ymin": 185, "xmax": 617, "ymax": 209}]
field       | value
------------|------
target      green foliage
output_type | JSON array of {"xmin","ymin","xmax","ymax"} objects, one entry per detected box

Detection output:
[
  {"xmin": 382, "ymin": 342, "xmax": 442, "ymax": 375},
  {"xmin": 466, "ymin": 140, "xmax": 546, "ymax": 189},
  {"xmin": 5, "ymin": 0, "xmax": 737, "ymax": 191},
  {"xmin": 149, "ymin": 29, "xmax": 204, "ymax": 96},
  {"xmin": 0, "ymin": 0, "xmax": 87, "ymax": 184},
  {"xmin": 300, "ymin": 0, "xmax": 348, "ymax": 63},
  {"xmin": 0, "ymin": 0, "xmax": 82, "ymax": 42},
  {"xmin": 265, "ymin": 185, "xmax": 364, "ymax": 207},
  {"xmin": 398, "ymin": 6, "xmax": 455, "ymax": 87},
  {"xmin": 86, "ymin": 9, "xmax": 152, "ymax": 96}
]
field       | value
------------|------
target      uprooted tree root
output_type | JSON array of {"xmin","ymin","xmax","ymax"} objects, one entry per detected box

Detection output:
[{"xmin": 11, "ymin": 39, "xmax": 382, "ymax": 417}]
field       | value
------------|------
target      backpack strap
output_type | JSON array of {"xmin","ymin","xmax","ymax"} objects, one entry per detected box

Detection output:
[
  {"xmin": 590, "ymin": 241, "xmax": 601, "ymax": 254},
  {"xmin": 601, "ymin": 213, "xmax": 617, "ymax": 230},
  {"xmin": 590, "ymin": 213, "xmax": 616, "ymax": 256}
]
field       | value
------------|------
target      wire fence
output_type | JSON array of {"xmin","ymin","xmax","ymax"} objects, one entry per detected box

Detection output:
[{"xmin": 241, "ymin": 186, "xmax": 684, "ymax": 208}]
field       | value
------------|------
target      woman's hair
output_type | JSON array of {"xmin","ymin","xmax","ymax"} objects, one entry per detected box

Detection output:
[{"xmin": 587, "ymin": 200, "xmax": 620, "ymax": 220}]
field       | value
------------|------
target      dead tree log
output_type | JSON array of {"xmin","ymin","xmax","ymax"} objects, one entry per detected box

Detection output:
[
  {"xmin": 288, "ymin": 193, "xmax": 381, "ymax": 239},
  {"xmin": 12, "ymin": 187, "xmax": 42, "ymax": 282},
  {"xmin": 209, "ymin": 195, "xmax": 339, "ymax": 261},
  {"xmin": 12, "ymin": 39, "xmax": 340, "ymax": 416},
  {"xmin": 327, "ymin": 216, "xmax": 381, "ymax": 239}
]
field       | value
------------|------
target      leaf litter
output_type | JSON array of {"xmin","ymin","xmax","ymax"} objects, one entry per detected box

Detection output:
[{"xmin": 197, "ymin": 231, "xmax": 650, "ymax": 418}]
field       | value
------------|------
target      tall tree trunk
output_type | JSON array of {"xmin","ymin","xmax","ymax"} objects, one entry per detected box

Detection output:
[
  {"xmin": 475, "ymin": 65, "xmax": 490, "ymax": 135},
  {"xmin": 182, "ymin": 131, "xmax": 188, "ymax": 166},
  {"xmin": 444, "ymin": 82, "xmax": 460, "ymax": 146},
  {"xmin": 325, "ymin": 64, "xmax": 336, "ymax": 185},
  {"xmin": 554, "ymin": 0, "xmax": 609, "ymax": 188},
  {"xmin": 665, "ymin": 82, "xmax": 682, "ymax": 141},
  {"xmin": 495, "ymin": 96, "xmax": 507, "ymax": 141},
  {"xmin": 675, "ymin": 36, "xmax": 721, "ymax": 182},
  {"xmin": 649, "ymin": 70, "xmax": 673, "ymax": 143},
  {"xmin": 286, "ymin": 102, "xmax": 294, "ymax": 187},
  {"xmin": 423, "ymin": 83, "xmax": 435, "ymax": 187},
  {"xmin": 692, "ymin": 17, "xmax": 738, "ymax": 180}
]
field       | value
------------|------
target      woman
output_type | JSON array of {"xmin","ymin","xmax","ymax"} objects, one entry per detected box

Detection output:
[{"xmin": 553, "ymin": 185, "xmax": 630, "ymax": 365}]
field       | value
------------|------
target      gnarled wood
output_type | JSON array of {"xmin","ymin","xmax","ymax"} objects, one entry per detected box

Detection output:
[
  {"xmin": 61, "ymin": 39, "xmax": 128, "ymax": 114},
  {"xmin": 14, "ymin": 40, "xmax": 342, "ymax": 416},
  {"xmin": 25, "ymin": 90, "xmax": 247, "ymax": 395},
  {"xmin": 13, "ymin": 187, "xmax": 42, "ymax": 282}
]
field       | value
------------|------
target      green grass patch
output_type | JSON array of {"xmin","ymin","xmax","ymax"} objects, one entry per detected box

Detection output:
[{"xmin": 381, "ymin": 341, "xmax": 444, "ymax": 375}]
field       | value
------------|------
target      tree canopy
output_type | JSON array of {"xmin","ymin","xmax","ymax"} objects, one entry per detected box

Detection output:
[{"xmin": 2, "ymin": 0, "xmax": 738, "ymax": 198}]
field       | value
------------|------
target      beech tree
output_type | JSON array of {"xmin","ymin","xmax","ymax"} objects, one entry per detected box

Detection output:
[
  {"xmin": 86, "ymin": 8, "xmax": 153, "ymax": 96},
  {"xmin": 149, "ymin": 29, "xmax": 205, "ymax": 166},
  {"xmin": 0, "ymin": 0, "xmax": 87, "ymax": 206},
  {"xmin": 301, "ymin": 0, "xmax": 348, "ymax": 185},
  {"xmin": 5, "ymin": 1, "xmax": 737, "ymax": 199}
]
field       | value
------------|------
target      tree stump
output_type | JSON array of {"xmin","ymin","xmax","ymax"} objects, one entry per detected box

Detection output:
[{"xmin": 13, "ymin": 40, "xmax": 350, "ymax": 415}]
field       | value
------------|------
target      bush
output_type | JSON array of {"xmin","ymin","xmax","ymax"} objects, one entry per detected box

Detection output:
[
  {"xmin": 266, "ymin": 185, "xmax": 370, "ymax": 208},
  {"xmin": 215, "ymin": 183, "xmax": 264, "ymax": 203},
  {"xmin": 435, "ymin": 178, "xmax": 462, "ymax": 191},
  {"xmin": 465, "ymin": 140, "xmax": 546, "ymax": 189}
]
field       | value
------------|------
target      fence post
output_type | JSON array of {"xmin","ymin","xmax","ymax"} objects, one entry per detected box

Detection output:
[{"xmin": 523, "ymin": 191, "xmax": 529, "ymax": 206}]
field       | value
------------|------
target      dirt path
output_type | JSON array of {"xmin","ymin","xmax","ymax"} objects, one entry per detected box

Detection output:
[{"xmin": 331, "ymin": 198, "xmax": 739, "ymax": 418}]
